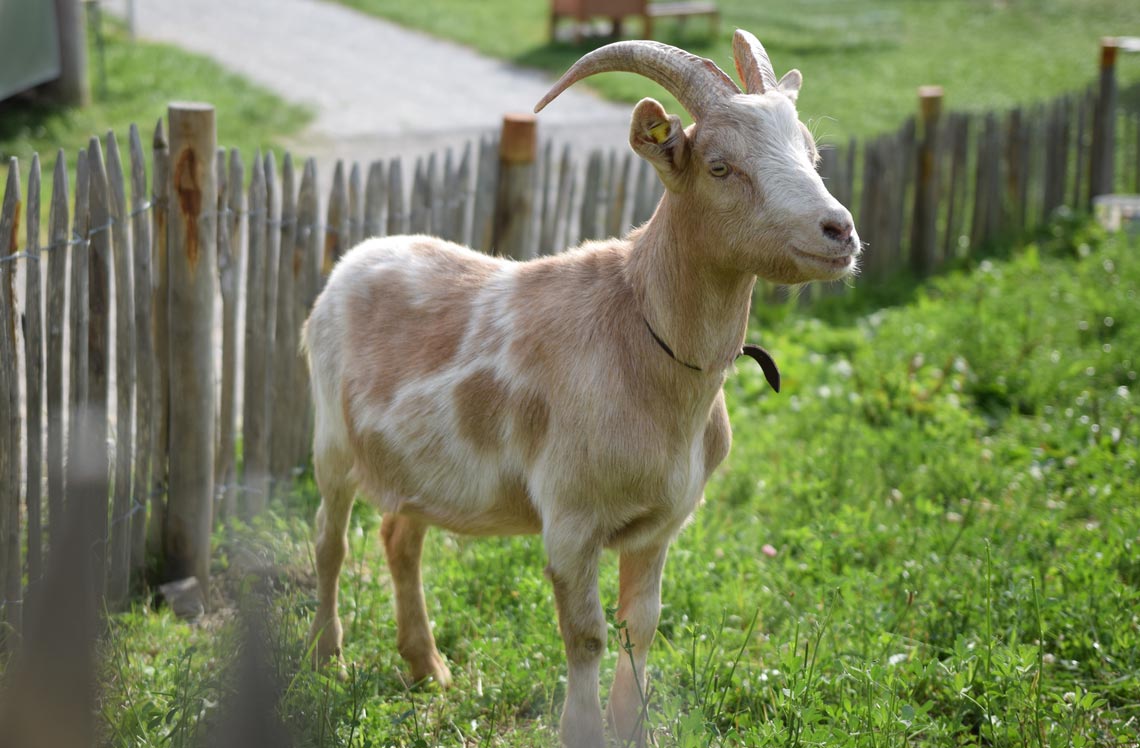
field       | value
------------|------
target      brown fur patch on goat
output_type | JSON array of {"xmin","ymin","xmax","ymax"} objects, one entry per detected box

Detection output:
[
  {"xmin": 511, "ymin": 389, "xmax": 550, "ymax": 466},
  {"xmin": 455, "ymin": 368, "xmax": 509, "ymax": 452},
  {"xmin": 343, "ymin": 250, "xmax": 496, "ymax": 410}
]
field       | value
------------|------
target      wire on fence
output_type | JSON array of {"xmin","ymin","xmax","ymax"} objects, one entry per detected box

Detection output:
[{"xmin": 0, "ymin": 201, "xmax": 369, "ymax": 268}]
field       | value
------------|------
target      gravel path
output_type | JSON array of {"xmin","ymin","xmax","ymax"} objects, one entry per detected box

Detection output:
[{"xmin": 103, "ymin": 0, "xmax": 633, "ymax": 168}]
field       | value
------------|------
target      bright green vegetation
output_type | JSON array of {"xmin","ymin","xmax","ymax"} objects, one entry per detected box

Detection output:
[
  {"xmin": 332, "ymin": 0, "xmax": 1140, "ymax": 140},
  {"xmin": 97, "ymin": 216, "xmax": 1140, "ymax": 746},
  {"xmin": 0, "ymin": 19, "xmax": 310, "ymax": 169}
]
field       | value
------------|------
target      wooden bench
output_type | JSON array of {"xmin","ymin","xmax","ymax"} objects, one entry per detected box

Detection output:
[
  {"xmin": 644, "ymin": 2, "xmax": 719, "ymax": 41},
  {"xmin": 550, "ymin": 0, "xmax": 719, "ymax": 43}
]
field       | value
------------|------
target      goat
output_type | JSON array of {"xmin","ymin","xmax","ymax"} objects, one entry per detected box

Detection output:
[{"xmin": 303, "ymin": 29, "xmax": 860, "ymax": 748}]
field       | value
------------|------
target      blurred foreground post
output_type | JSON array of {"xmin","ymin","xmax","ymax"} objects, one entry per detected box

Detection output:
[
  {"xmin": 0, "ymin": 408, "xmax": 102, "ymax": 748},
  {"xmin": 164, "ymin": 103, "xmax": 217, "ymax": 601}
]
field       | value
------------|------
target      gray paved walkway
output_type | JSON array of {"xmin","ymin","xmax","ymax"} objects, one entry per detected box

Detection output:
[{"xmin": 103, "ymin": 0, "xmax": 632, "ymax": 167}]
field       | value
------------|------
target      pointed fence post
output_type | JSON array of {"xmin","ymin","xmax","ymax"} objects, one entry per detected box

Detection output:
[
  {"xmin": 1, "ymin": 159, "xmax": 22, "ymax": 650},
  {"xmin": 164, "ymin": 103, "xmax": 217, "ymax": 601},
  {"xmin": 492, "ymin": 114, "xmax": 537, "ymax": 260}
]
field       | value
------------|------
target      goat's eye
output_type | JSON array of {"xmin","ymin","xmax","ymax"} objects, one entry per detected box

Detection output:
[{"xmin": 709, "ymin": 162, "xmax": 731, "ymax": 178}]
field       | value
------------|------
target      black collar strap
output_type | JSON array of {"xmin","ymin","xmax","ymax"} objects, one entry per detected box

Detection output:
[
  {"xmin": 644, "ymin": 319, "xmax": 781, "ymax": 393},
  {"xmin": 645, "ymin": 319, "xmax": 702, "ymax": 371}
]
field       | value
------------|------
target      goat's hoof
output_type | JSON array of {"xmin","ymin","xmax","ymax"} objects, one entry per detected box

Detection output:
[
  {"xmin": 409, "ymin": 652, "xmax": 452, "ymax": 690},
  {"xmin": 311, "ymin": 649, "xmax": 349, "ymax": 680}
]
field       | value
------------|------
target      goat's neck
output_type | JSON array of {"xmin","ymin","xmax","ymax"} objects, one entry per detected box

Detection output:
[{"xmin": 627, "ymin": 194, "xmax": 757, "ymax": 374}]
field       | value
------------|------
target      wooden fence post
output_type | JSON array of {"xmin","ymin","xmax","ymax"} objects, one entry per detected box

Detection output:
[
  {"xmin": 86, "ymin": 137, "xmax": 112, "ymax": 604},
  {"xmin": 147, "ymin": 120, "xmax": 170, "ymax": 565},
  {"xmin": 261, "ymin": 153, "xmax": 280, "ymax": 497},
  {"xmin": 1, "ymin": 159, "xmax": 22, "ymax": 649},
  {"xmin": 164, "ymin": 103, "xmax": 217, "ymax": 600},
  {"xmin": 128, "ymin": 125, "xmax": 155, "ymax": 581},
  {"xmin": 293, "ymin": 159, "xmax": 320, "ymax": 467},
  {"xmin": 67, "ymin": 150, "xmax": 91, "ymax": 516},
  {"xmin": 215, "ymin": 148, "xmax": 236, "ymax": 520},
  {"xmin": 220, "ymin": 149, "xmax": 244, "ymax": 519},
  {"xmin": 471, "ymin": 137, "xmax": 497, "ymax": 252},
  {"xmin": 1089, "ymin": 37, "xmax": 1119, "ymax": 203},
  {"xmin": 492, "ymin": 114, "xmax": 537, "ymax": 260},
  {"xmin": 911, "ymin": 86, "xmax": 942, "ymax": 278},
  {"xmin": 24, "ymin": 156, "xmax": 44, "ymax": 585},
  {"xmin": 242, "ymin": 155, "xmax": 270, "ymax": 516},
  {"xmin": 364, "ymin": 160, "xmax": 386, "ymax": 238},
  {"xmin": 106, "ymin": 132, "xmax": 136, "ymax": 610},
  {"xmin": 322, "ymin": 161, "xmax": 347, "ymax": 275},
  {"xmin": 46, "ymin": 151, "xmax": 68, "ymax": 551},
  {"xmin": 270, "ymin": 155, "xmax": 298, "ymax": 486}
]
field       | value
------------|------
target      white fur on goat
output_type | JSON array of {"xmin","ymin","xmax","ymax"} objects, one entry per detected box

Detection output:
[{"xmin": 304, "ymin": 29, "xmax": 860, "ymax": 748}]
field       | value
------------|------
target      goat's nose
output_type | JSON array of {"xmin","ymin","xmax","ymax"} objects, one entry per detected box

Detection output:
[{"xmin": 821, "ymin": 214, "xmax": 854, "ymax": 244}]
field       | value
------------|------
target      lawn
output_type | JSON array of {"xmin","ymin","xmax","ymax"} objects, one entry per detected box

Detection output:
[
  {"xmin": 96, "ymin": 215, "xmax": 1140, "ymax": 747},
  {"xmin": 331, "ymin": 0, "xmax": 1140, "ymax": 141},
  {"xmin": 0, "ymin": 18, "xmax": 310, "ymax": 174}
]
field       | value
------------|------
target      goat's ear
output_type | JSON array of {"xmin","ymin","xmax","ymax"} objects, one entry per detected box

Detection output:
[
  {"xmin": 778, "ymin": 69, "xmax": 802, "ymax": 103},
  {"xmin": 630, "ymin": 98, "xmax": 689, "ymax": 190}
]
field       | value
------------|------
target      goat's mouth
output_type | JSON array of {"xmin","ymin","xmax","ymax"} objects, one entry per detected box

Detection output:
[{"xmin": 790, "ymin": 246, "xmax": 857, "ymax": 278}]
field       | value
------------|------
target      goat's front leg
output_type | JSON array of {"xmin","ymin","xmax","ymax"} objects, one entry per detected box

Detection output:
[
  {"xmin": 607, "ymin": 543, "xmax": 668, "ymax": 747},
  {"xmin": 545, "ymin": 527, "xmax": 606, "ymax": 748}
]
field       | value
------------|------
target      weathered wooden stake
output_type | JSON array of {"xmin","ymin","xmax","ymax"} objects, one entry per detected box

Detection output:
[
  {"xmin": 364, "ymin": 160, "xmax": 386, "ymax": 238},
  {"xmin": 147, "ymin": 120, "xmax": 169, "ymax": 563},
  {"xmin": 215, "ymin": 149, "xmax": 237, "ymax": 521},
  {"xmin": 492, "ymin": 114, "xmax": 537, "ymax": 260},
  {"xmin": 911, "ymin": 86, "xmax": 943, "ymax": 278},
  {"xmin": 1089, "ymin": 38, "xmax": 1119, "ymax": 202},
  {"xmin": 129, "ymin": 125, "xmax": 155, "ymax": 581},
  {"xmin": 86, "ymin": 137, "xmax": 112, "ymax": 604},
  {"xmin": 24, "ymin": 155, "xmax": 44, "ymax": 585},
  {"xmin": 45, "ymin": 151, "xmax": 69, "ymax": 548},
  {"xmin": 67, "ymin": 151, "xmax": 91, "ymax": 514},
  {"xmin": 107, "ymin": 131, "xmax": 137, "ymax": 610},
  {"xmin": 221, "ymin": 149, "xmax": 244, "ymax": 519},
  {"xmin": 164, "ymin": 103, "xmax": 217, "ymax": 600},
  {"xmin": 242, "ymin": 155, "xmax": 270, "ymax": 516},
  {"xmin": 348, "ymin": 161, "xmax": 363, "ymax": 247},
  {"xmin": 270, "ymin": 155, "xmax": 298, "ymax": 485},
  {"xmin": 0, "ymin": 158, "xmax": 22, "ymax": 649},
  {"xmin": 471, "ymin": 137, "xmax": 497, "ymax": 252},
  {"xmin": 322, "ymin": 161, "xmax": 347, "ymax": 275},
  {"xmin": 261, "ymin": 153, "xmax": 280, "ymax": 497},
  {"xmin": 293, "ymin": 159, "xmax": 320, "ymax": 467},
  {"xmin": 387, "ymin": 158, "xmax": 406, "ymax": 238}
]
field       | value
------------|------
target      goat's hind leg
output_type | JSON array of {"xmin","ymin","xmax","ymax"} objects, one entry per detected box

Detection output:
[
  {"xmin": 381, "ymin": 513, "xmax": 452, "ymax": 687},
  {"xmin": 308, "ymin": 447, "xmax": 357, "ymax": 667}
]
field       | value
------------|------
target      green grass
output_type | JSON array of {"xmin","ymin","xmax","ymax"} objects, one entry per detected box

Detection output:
[
  {"xmin": 332, "ymin": 0, "xmax": 1140, "ymax": 141},
  {"xmin": 92, "ymin": 215, "xmax": 1140, "ymax": 746},
  {"xmin": 0, "ymin": 18, "xmax": 310, "ymax": 172}
]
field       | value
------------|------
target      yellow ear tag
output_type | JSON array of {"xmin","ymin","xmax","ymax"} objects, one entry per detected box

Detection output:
[{"xmin": 649, "ymin": 122, "xmax": 670, "ymax": 144}]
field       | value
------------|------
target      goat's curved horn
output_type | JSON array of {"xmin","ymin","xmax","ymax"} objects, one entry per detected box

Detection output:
[
  {"xmin": 732, "ymin": 29, "xmax": 779, "ymax": 95},
  {"xmin": 534, "ymin": 40, "xmax": 740, "ymax": 121}
]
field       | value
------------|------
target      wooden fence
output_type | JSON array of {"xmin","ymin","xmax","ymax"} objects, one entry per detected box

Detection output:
[{"xmin": 2, "ymin": 50, "xmax": 1140, "ymax": 648}]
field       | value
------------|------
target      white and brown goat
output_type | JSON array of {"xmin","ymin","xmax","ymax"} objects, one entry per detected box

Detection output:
[{"xmin": 303, "ymin": 30, "xmax": 860, "ymax": 747}]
